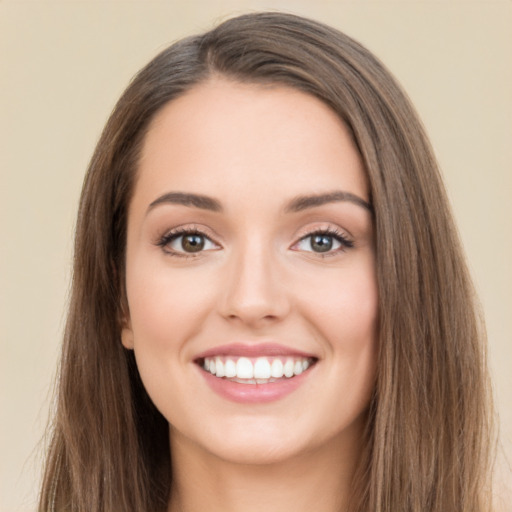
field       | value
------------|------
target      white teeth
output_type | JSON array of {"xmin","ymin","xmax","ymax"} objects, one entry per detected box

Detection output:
[
  {"xmin": 270, "ymin": 359, "xmax": 284, "ymax": 378},
  {"xmin": 283, "ymin": 359, "xmax": 294, "ymax": 378},
  {"xmin": 253, "ymin": 358, "xmax": 271, "ymax": 379},
  {"xmin": 215, "ymin": 357, "xmax": 225, "ymax": 378},
  {"xmin": 236, "ymin": 357, "xmax": 254, "ymax": 379},
  {"xmin": 224, "ymin": 359, "xmax": 237, "ymax": 378},
  {"xmin": 203, "ymin": 355, "xmax": 314, "ymax": 381}
]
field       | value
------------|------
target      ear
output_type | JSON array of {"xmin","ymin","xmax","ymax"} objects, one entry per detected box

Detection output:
[
  {"xmin": 119, "ymin": 298, "xmax": 134, "ymax": 350},
  {"xmin": 121, "ymin": 318, "xmax": 135, "ymax": 350},
  {"xmin": 118, "ymin": 272, "xmax": 134, "ymax": 349}
]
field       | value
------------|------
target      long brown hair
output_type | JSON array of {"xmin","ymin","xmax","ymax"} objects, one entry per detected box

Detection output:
[{"xmin": 39, "ymin": 12, "xmax": 493, "ymax": 512}]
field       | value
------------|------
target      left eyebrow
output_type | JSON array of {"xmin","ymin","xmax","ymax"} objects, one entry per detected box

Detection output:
[
  {"xmin": 284, "ymin": 191, "xmax": 373, "ymax": 213},
  {"xmin": 147, "ymin": 192, "xmax": 223, "ymax": 214}
]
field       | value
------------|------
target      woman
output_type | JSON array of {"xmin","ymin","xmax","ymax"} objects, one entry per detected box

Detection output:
[{"xmin": 39, "ymin": 12, "xmax": 493, "ymax": 512}]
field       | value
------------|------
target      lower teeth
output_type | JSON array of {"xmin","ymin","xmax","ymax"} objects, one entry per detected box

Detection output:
[{"xmin": 227, "ymin": 377, "xmax": 282, "ymax": 384}]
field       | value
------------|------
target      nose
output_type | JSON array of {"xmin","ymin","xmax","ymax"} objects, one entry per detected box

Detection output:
[{"xmin": 218, "ymin": 239, "xmax": 291, "ymax": 328}]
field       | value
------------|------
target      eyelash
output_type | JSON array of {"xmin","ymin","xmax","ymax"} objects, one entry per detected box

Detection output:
[
  {"xmin": 156, "ymin": 226, "xmax": 354, "ymax": 258},
  {"xmin": 295, "ymin": 228, "xmax": 354, "ymax": 257},
  {"xmin": 156, "ymin": 226, "xmax": 217, "ymax": 259}
]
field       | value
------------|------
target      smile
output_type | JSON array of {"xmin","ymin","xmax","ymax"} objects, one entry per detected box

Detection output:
[
  {"xmin": 194, "ymin": 344, "xmax": 318, "ymax": 403},
  {"xmin": 201, "ymin": 356, "xmax": 316, "ymax": 383}
]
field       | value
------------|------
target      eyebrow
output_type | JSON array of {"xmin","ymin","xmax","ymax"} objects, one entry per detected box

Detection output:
[
  {"xmin": 148, "ymin": 192, "xmax": 223, "ymax": 213},
  {"xmin": 284, "ymin": 191, "xmax": 373, "ymax": 213},
  {"xmin": 147, "ymin": 190, "xmax": 372, "ymax": 215}
]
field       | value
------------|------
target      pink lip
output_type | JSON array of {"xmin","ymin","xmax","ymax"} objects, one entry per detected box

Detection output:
[
  {"xmin": 194, "ymin": 342, "xmax": 316, "ymax": 359},
  {"xmin": 193, "ymin": 343, "xmax": 318, "ymax": 404},
  {"xmin": 197, "ymin": 366, "xmax": 315, "ymax": 403}
]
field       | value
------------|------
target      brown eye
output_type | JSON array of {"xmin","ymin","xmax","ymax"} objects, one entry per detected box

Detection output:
[
  {"xmin": 181, "ymin": 234, "xmax": 205, "ymax": 252},
  {"xmin": 160, "ymin": 230, "xmax": 219, "ymax": 256}
]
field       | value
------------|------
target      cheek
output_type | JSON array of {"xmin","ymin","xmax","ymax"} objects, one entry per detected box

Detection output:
[
  {"xmin": 126, "ymin": 260, "xmax": 217, "ymax": 348},
  {"xmin": 295, "ymin": 261, "xmax": 378, "ymax": 389},
  {"xmin": 321, "ymin": 274, "xmax": 378, "ymax": 421},
  {"xmin": 299, "ymin": 261, "xmax": 378, "ymax": 346},
  {"xmin": 125, "ymin": 262, "xmax": 218, "ymax": 422}
]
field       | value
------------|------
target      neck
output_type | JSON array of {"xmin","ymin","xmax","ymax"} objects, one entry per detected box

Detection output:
[{"xmin": 167, "ymin": 421, "xmax": 365, "ymax": 512}]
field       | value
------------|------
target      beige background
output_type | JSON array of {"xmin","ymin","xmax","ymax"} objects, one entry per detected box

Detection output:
[{"xmin": 1, "ymin": 1, "xmax": 511, "ymax": 511}]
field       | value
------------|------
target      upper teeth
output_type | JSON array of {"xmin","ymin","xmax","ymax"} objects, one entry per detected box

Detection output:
[{"xmin": 203, "ymin": 356, "xmax": 313, "ymax": 380}]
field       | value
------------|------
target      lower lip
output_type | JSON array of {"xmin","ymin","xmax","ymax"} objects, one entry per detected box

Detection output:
[{"xmin": 197, "ymin": 366, "xmax": 314, "ymax": 403}]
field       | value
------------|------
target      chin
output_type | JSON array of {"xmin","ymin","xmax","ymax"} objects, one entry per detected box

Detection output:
[
  {"xmin": 205, "ymin": 437, "xmax": 313, "ymax": 466},
  {"xmin": 178, "ymin": 414, "xmax": 350, "ymax": 467}
]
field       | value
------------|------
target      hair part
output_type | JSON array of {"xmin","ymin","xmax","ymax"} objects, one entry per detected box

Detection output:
[{"xmin": 39, "ymin": 12, "xmax": 493, "ymax": 512}]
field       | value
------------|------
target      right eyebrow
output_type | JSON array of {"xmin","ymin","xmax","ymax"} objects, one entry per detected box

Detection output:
[
  {"xmin": 284, "ymin": 191, "xmax": 373, "ymax": 214},
  {"xmin": 147, "ymin": 192, "xmax": 223, "ymax": 215}
]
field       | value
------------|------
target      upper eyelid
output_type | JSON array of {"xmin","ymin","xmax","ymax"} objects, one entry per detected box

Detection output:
[
  {"xmin": 156, "ymin": 228, "xmax": 220, "ymax": 258},
  {"xmin": 293, "ymin": 223, "xmax": 353, "ymax": 242},
  {"xmin": 155, "ymin": 223, "xmax": 354, "ymax": 248},
  {"xmin": 158, "ymin": 225, "xmax": 220, "ymax": 242},
  {"xmin": 299, "ymin": 227, "xmax": 348, "ymax": 238},
  {"xmin": 293, "ymin": 230, "xmax": 353, "ymax": 249}
]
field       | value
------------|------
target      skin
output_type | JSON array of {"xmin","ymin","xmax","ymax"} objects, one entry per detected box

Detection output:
[{"xmin": 121, "ymin": 78, "xmax": 378, "ymax": 512}]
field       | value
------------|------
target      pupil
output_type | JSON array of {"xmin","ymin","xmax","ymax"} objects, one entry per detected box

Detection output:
[
  {"xmin": 311, "ymin": 235, "xmax": 332, "ymax": 252},
  {"xmin": 182, "ymin": 234, "xmax": 204, "ymax": 252}
]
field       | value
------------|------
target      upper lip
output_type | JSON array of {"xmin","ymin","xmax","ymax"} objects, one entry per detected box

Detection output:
[{"xmin": 194, "ymin": 342, "xmax": 317, "ymax": 360}]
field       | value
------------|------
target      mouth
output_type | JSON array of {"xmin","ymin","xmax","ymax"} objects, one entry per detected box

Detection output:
[
  {"xmin": 196, "ymin": 355, "xmax": 317, "ymax": 384},
  {"xmin": 193, "ymin": 343, "xmax": 318, "ymax": 403}
]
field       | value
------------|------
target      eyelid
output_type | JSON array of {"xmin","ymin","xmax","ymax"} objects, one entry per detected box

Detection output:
[
  {"xmin": 154, "ymin": 223, "xmax": 354, "ymax": 258},
  {"xmin": 292, "ymin": 222, "xmax": 353, "ymax": 242},
  {"xmin": 155, "ymin": 225, "xmax": 221, "ymax": 257},
  {"xmin": 290, "ymin": 225, "xmax": 354, "ymax": 256}
]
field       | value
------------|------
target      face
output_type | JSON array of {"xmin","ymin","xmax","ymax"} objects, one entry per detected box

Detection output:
[{"xmin": 122, "ymin": 78, "xmax": 378, "ymax": 465}]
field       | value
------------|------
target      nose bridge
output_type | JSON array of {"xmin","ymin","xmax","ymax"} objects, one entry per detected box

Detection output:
[{"xmin": 219, "ymin": 232, "xmax": 289, "ymax": 324}]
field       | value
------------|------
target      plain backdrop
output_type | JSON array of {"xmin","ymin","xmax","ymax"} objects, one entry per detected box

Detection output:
[{"xmin": 1, "ymin": 1, "xmax": 511, "ymax": 511}]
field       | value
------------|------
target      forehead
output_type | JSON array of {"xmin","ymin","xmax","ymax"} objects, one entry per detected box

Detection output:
[{"xmin": 134, "ymin": 78, "xmax": 368, "ymax": 210}]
